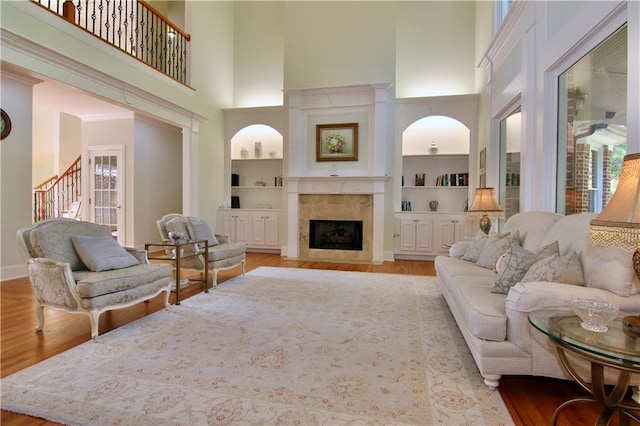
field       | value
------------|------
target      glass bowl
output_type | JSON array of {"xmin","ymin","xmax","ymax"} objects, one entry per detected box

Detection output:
[{"xmin": 571, "ymin": 299, "xmax": 620, "ymax": 332}]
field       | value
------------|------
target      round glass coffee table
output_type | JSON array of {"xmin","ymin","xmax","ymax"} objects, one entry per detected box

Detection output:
[{"xmin": 529, "ymin": 309, "xmax": 640, "ymax": 426}]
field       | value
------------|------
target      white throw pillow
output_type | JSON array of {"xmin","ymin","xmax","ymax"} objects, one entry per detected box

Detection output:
[
  {"xmin": 71, "ymin": 235, "xmax": 139, "ymax": 272},
  {"xmin": 461, "ymin": 231, "xmax": 491, "ymax": 262}
]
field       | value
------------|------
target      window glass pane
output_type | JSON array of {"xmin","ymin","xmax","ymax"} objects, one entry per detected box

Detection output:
[
  {"xmin": 557, "ymin": 24, "xmax": 627, "ymax": 215},
  {"xmin": 499, "ymin": 110, "xmax": 521, "ymax": 222}
]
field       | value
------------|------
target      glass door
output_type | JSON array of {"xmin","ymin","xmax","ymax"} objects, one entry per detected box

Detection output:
[{"xmin": 88, "ymin": 147, "xmax": 124, "ymax": 242}]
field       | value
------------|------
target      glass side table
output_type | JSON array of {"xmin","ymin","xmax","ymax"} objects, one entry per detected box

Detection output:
[
  {"xmin": 145, "ymin": 240, "xmax": 209, "ymax": 305},
  {"xmin": 529, "ymin": 309, "xmax": 640, "ymax": 425}
]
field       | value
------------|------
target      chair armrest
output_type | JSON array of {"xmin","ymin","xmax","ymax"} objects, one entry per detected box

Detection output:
[
  {"xmin": 215, "ymin": 234, "xmax": 230, "ymax": 244},
  {"xmin": 28, "ymin": 258, "xmax": 82, "ymax": 309},
  {"xmin": 124, "ymin": 247, "xmax": 150, "ymax": 264}
]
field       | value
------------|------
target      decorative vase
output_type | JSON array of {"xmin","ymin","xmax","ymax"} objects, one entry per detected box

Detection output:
[
  {"xmin": 254, "ymin": 141, "xmax": 262, "ymax": 158},
  {"xmin": 240, "ymin": 147, "xmax": 249, "ymax": 159},
  {"xmin": 429, "ymin": 200, "xmax": 439, "ymax": 211},
  {"xmin": 428, "ymin": 141, "xmax": 439, "ymax": 155},
  {"xmin": 415, "ymin": 173, "xmax": 425, "ymax": 186}
]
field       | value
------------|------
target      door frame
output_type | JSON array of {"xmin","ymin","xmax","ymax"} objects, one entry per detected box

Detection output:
[{"xmin": 85, "ymin": 145, "xmax": 126, "ymax": 244}]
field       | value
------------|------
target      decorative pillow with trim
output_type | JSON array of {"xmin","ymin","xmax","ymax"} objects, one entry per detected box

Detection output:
[
  {"xmin": 490, "ymin": 241, "xmax": 559, "ymax": 294},
  {"xmin": 71, "ymin": 235, "xmax": 139, "ymax": 272},
  {"xmin": 521, "ymin": 250, "xmax": 585, "ymax": 286},
  {"xmin": 476, "ymin": 231, "xmax": 520, "ymax": 270}
]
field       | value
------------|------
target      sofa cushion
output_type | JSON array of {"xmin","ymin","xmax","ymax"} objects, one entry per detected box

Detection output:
[
  {"xmin": 187, "ymin": 217, "xmax": 220, "ymax": 247},
  {"xmin": 71, "ymin": 235, "xmax": 140, "ymax": 272},
  {"xmin": 502, "ymin": 212, "xmax": 563, "ymax": 252},
  {"xmin": 443, "ymin": 273, "xmax": 508, "ymax": 341},
  {"xmin": 74, "ymin": 264, "xmax": 172, "ymax": 298},
  {"xmin": 30, "ymin": 220, "xmax": 112, "ymax": 271},
  {"xmin": 476, "ymin": 231, "xmax": 520, "ymax": 270},
  {"xmin": 206, "ymin": 242, "xmax": 246, "ymax": 262},
  {"xmin": 490, "ymin": 241, "xmax": 559, "ymax": 294},
  {"xmin": 521, "ymin": 251, "xmax": 585, "ymax": 286}
]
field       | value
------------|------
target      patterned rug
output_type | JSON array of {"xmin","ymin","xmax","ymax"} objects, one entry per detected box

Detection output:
[{"xmin": 1, "ymin": 267, "xmax": 513, "ymax": 425}]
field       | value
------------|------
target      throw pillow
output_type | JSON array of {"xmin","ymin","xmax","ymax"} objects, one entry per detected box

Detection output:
[
  {"xmin": 71, "ymin": 235, "xmax": 139, "ymax": 272},
  {"xmin": 187, "ymin": 217, "xmax": 220, "ymax": 247},
  {"xmin": 490, "ymin": 241, "xmax": 559, "ymax": 294},
  {"xmin": 164, "ymin": 217, "xmax": 190, "ymax": 241},
  {"xmin": 476, "ymin": 231, "xmax": 520, "ymax": 270},
  {"xmin": 521, "ymin": 250, "xmax": 585, "ymax": 286},
  {"xmin": 461, "ymin": 231, "xmax": 489, "ymax": 262}
]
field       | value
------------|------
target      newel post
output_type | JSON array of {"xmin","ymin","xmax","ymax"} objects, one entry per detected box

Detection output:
[{"xmin": 63, "ymin": 0, "xmax": 76, "ymax": 23}]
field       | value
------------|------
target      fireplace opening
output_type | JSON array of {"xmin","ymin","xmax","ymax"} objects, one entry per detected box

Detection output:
[{"xmin": 309, "ymin": 220, "xmax": 363, "ymax": 251}]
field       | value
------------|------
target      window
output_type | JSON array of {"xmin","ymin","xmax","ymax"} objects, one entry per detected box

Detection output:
[
  {"xmin": 556, "ymin": 24, "xmax": 627, "ymax": 215},
  {"xmin": 499, "ymin": 109, "xmax": 521, "ymax": 221}
]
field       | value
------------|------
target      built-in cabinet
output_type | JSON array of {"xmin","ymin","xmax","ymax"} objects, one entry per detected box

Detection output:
[
  {"xmin": 217, "ymin": 209, "xmax": 281, "ymax": 252},
  {"xmin": 401, "ymin": 154, "xmax": 469, "ymax": 213},
  {"xmin": 394, "ymin": 212, "xmax": 474, "ymax": 258},
  {"xmin": 231, "ymin": 158, "xmax": 283, "ymax": 210}
]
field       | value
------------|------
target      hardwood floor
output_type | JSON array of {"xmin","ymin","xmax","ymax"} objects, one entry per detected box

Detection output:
[{"xmin": 1, "ymin": 253, "xmax": 632, "ymax": 425}]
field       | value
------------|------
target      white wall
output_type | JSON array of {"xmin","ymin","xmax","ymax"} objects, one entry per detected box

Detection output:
[
  {"xmin": 133, "ymin": 115, "xmax": 183, "ymax": 246},
  {"xmin": 59, "ymin": 112, "xmax": 81, "ymax": 173},
  {"xmin": 32, "ymin": 105, "xmax": 58, "ymax": 185},
  {"xmin": 396, "ymin": 1, "xmax": 477, "ymax": 97},
  {"xmin": 233, "ymin": 2, "xmax": 284, "ymax": 107},
  {"xmin": 283, "ymin": 2, "xmax": 396, "ymax": 90},
  {"xmin": 1, "ymin": 72, "xmax": 39, "ymax": 278}
]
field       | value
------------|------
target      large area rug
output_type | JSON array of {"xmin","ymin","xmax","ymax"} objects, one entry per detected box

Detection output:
[{"xmin": 1, "ymin": 267, "xmax": 513, "ymax": 425}]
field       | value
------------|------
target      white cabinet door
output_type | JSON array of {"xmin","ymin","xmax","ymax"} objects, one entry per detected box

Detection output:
[
  {"xmin": 398, "ymin": 215, "xmax": 433, "ymax": 252},
  {"xmin": 217, "ymin": 210, "xmax": 249, "ymax": 244},
  {"xmin": 263, "ymin": 214, "xmax": 280, "ymax": 248}
]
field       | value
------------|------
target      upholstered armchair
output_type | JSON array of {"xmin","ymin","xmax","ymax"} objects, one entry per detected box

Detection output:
[
  {"xmin": 156, "ymin": 213, "xmax": 246, "ymax": 287},
  {"xmin": 16, "ymin": 218, "xmax": 172, "ymax": 341}
]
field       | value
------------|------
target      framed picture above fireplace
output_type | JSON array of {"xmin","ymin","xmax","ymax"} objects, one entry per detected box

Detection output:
[{"xmin": 316, "ymin": 123, "xmax": 358, "ymax": 162}]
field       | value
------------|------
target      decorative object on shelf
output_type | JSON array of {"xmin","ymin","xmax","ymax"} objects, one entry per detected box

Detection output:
[
  {"xmin": 255, "ymin": 181, "xmax": 266, "ymax": 187},
  {"xmin": 231, "ymin": 174, "xmax": 239, "ymax": 187},
  {"xmin": 479, "ymin": 147, "xmax": 487, "ymax": 172},
  {"xmin": 240, "ymin": 147, "xmax": 249, "ymax": 159},
  {"xmin": 402, "ymin": 201, "xmax": 412, "ymax": 211},
  {"xmin": 429, "ymin": 200, "xmax": 439, "ymax": 211},
  {"xmin": 254, "ymin": 141, "xmax": 263, "ymax": 158},
  {"xmin": 274, "ymin": 176, "xmax": 284, "ymax": 186},
  {"xmin": 415, "ymin": 173, "xmax": 425, "ymax": 186},
  {"xmin": 231, "ymin": 196, "xmax": 240, "ymax": 209},
  {"xmin": 467, "ymin": 187, "xmax": 504, "ymax": 234},
  {"xmin": 316, "ymin": 122, "xmax": 358, "ymax": 162},
  {"xmin": 428, "ymin": 141, "xmax": 438, "ymax": 155},
  {"xmin": 1, "ymin": 108, "xmax": 11, "ymax": 140},
  {"xmin": 571, "ymin": 299, "xmax": 620, "ymax": 332},
  {"xmin": 269, "ymin": 151, "xmax": 277, "ymax": 158},
  {"xmin": 589, "ymin": 152, "xmax": 640, "ymax": 335},
  {"xmin": 330, "ymin": 163, "xmax": 338, "ymax": 176}
]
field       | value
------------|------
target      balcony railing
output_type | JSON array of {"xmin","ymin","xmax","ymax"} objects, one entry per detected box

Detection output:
[{"xmin": 31, "ymin": 0, "xmax": 190, "ymax": 85}]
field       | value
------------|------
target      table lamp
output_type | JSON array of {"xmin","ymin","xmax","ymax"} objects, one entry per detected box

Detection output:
[
  {"xmin": 589, "ymin": 152, "xmax": 640, "ymax": 336},
  {"xmin": 467, "ymin": 187, "xmax": 504, "ymax": 234}
]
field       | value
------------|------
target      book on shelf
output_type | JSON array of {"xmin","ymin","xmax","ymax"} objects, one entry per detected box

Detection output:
[{"xmin": 435, "ymin": 172, "xmax": 469, "ymax": 186}]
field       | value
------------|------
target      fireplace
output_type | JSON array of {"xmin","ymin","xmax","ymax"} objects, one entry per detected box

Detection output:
[{"xmin": 309, "ymin": 220, "xmax": 363, "ymax": 251}]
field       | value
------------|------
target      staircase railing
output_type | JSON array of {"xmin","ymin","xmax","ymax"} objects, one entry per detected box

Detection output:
[
  {"xmin": 34, "ymin": 156, "xmax": 82, "ymax": 222},
  {"xmin": 30, "ymin": 0, "xmax": 191, "ymax": 85}
]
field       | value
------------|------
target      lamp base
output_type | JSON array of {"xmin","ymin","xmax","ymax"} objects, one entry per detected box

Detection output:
[
  {"xmin": 623, "ymin": 315, "xmax": 640, "ymax": 337},
  {"xmin": 479, "ymin": 214, "xmax": 491, "ymax": 234}
]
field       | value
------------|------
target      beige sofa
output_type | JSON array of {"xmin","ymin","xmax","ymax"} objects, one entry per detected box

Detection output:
[{"xmin": 435, "ymin": 212, "xmax": 640, "ymax": 389}]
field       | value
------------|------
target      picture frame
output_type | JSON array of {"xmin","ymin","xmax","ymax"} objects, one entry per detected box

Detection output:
[
  {"xmin": 479, "ymin": 172, "xmax": 487, "ymax": 188},
  {"xmin": 479, "ymin": 147, "xmax": 486, "ymax": 172},
  {"xmin": 316, "ymin": 123, "xmax": 358, "ymax": 162}
]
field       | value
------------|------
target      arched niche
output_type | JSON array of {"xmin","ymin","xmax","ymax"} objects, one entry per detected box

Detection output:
[
  {"xmin": 230, "ymin": 124, "xmax": 283, "ymax": 159},
  {"xmin": 402, "ymin": 115, "xmax": 470, "ymax": 155}
]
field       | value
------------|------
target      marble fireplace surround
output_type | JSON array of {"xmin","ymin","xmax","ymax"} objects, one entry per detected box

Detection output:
[{"xmin": 286, "ymin": 176, "xmax": 388, "ymax": 263}]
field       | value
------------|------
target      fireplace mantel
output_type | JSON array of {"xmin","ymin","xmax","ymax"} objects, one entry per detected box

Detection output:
[
  {"xmin": 285, "ymin": 176, "xmax": 389, "ymax": 263},
  {"xmin": 286, "ymin": 176, "xmax": 389, "ymax": 195}
]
